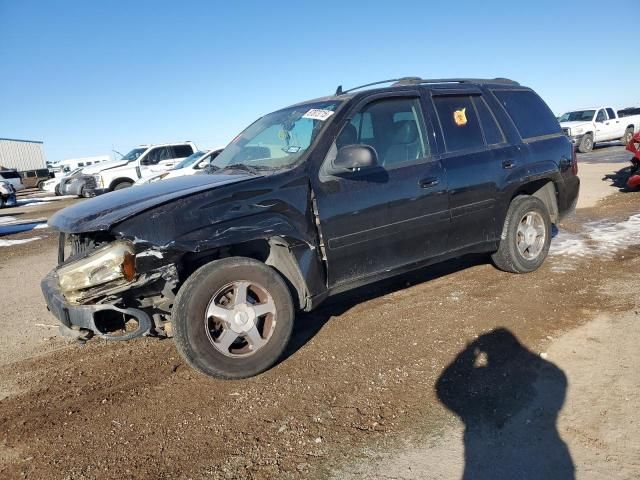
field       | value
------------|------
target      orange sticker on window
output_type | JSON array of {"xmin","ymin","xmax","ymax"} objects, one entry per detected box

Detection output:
[{"xmin": 454, "ymin": 108, "xmax": 467, "ymax": 126}]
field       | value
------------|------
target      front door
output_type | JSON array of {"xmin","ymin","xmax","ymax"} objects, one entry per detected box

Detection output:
[{"xmin": 313, "ymin": 95, "xmax": 449, "ymax": 288}]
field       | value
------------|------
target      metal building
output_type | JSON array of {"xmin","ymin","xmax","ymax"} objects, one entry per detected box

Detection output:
[{"xmin": 0, "ymin": 138, "xmax": 46, "ymax": 172}]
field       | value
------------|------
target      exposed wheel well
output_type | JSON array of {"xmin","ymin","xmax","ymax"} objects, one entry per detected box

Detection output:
[
  {"xmin": 510, "ymin": 180, "xmax": 559, "ymax": 223},
  {"xmin": 179, "ymin": 237, "xmax": 309, "ymax": 310},
  {"xmin": 625, "ymin": 125, "xmax": 634, "ymax": 131},
  {"xmin": 109, "ymin": 177, "xmax": 135, "ymax": 191}
]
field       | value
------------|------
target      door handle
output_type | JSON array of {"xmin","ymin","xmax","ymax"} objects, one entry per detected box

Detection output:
[
  {"xmin": 419, "ymin": 177, "xmax": 439, "ymax": 188},
  {"xmin": 502, "ymin": 160, "xmax": 515, "ymax": 169}
]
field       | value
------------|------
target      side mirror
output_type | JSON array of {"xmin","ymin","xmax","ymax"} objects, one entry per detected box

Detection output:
[{"xmin": 332, "ymin": 145, "xmax": 379, "ymax": 174}]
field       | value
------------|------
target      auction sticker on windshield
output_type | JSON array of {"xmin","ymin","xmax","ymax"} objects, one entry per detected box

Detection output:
[{"xmin": 302, "ymin": 109, "xmax": 335, "ymax": 121}]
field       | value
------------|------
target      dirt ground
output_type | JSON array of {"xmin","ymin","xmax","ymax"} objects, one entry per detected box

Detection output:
[{"xmin": 0, "ymin": 150, "xmax": 638, "ymax": 479}]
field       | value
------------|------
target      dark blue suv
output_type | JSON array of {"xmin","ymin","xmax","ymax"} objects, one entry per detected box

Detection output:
[{"xmin": 42, "ymin": 77, "xmax": 579, "ymax": 379}]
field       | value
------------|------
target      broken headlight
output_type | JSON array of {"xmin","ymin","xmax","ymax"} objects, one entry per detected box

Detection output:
[{"xmin": 57, "ymin": 240, "xmax": 136, "ymax": 297}]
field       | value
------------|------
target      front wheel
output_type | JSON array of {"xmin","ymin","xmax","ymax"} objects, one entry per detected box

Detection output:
[
  {"xmin": 113, "ymin": 181, "xmax": 133, "ymax": 191},
  {"xmin": 172, "ymin": 257, "xmax": 294, "ymax": 379},
  {"xmin": 621, "ymin": 128, "xmax": 634, "ymax": 146},
  {"xmin": 578, "ymin": 133, "xmax": 594, "ymax": 153},
  {"xmin": 491, "ymin": 195, "xmax": 551, "ymax": 273}
]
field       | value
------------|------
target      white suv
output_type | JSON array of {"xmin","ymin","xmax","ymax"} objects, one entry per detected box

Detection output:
[
  {"xmin": 60, "ymin": 142, "xmax": 197, "ymax": 197},
  {"xmin": 0, "ymin": 169, "xmax": 25, "ymax": 192}
]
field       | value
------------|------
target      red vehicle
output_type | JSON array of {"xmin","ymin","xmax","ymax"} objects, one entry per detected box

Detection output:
[{"xmin": 626, "ymin": 132, "xmax": 640, "ymax": 189}]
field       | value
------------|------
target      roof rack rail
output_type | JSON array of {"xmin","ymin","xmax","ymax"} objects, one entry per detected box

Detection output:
[
  {"xmin": 393, "ymin": 77, "xmax": 520, "ymax": 86},
  {"xmin": 334, "ymin": 77, "xmax": 519, "ymax": 95}
]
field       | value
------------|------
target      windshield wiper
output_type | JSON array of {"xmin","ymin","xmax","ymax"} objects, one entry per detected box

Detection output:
[{"xmin": 217, "ymin": 164, "xmax": 272, "ymax": 175}]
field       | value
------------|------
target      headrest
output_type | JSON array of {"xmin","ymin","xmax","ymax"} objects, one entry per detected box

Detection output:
[
  {"xmin": 392, "ymin": 120, "xmax": 418, "ymax": 144},
  {"xmin": 337, "ymin": 124, "xmax": 358, "ymax": 149}
]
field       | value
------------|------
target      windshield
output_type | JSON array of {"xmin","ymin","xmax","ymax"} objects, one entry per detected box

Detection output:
[
  {"xmin": 174, "ymin": 151, "xmax": 207, "ymax": 170},
  {"xmin": 558, "ymin": 110, "xmax": 595, "ymax": 122},
  {"xmin": 121, "ymin": 148, "xmax": 147, "ymax": 161},
  {"xmin": 211, "ymin": 100, "xmax": 342, "ymax": 173}
]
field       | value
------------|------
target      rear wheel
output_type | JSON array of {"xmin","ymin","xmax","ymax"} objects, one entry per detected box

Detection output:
[
  {"xmin": 113, "ymin": 181, "xmax": 133, "ymax": 191},
  {"xmin": 492, "ymin": 196, "xmax": 551, "ymax": 273},
  {"xmin": 172, "ymin": 257, "xmax": 294, "ymax": 379},
  {"xmin": 621, "ymin": 127, "xmax": 634, "ymax": 146},
  {"xmin": 578, "ymin": 133, "xmax": 594, "ymax": 153}
]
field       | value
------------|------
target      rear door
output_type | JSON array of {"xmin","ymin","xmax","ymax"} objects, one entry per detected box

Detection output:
[
  {"xmin": 313, "ymin": 93, "xmax": 449, "ymax": 287},
  {"xmin": 165, "ymin": 144, "xmax": 195, "ymax": 168},
  {"xmin": 605, "ymin": 107, "xmax": 624, "ymax": 138},
  {"xmin": 429, "ymin": 91, "xmax": 511, "ymax": 250}
]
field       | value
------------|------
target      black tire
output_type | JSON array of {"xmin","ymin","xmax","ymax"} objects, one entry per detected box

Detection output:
[
  {"xmin": 54, "ymin": 184, "xmax": 61, "ymax": 196},
  {"xmin": 172, "ymin": 257, "xmax": 295, "ymax": 379},
  {"xmin": 0, "ymin": 195, "xmax": 5, "ymax": 209},
  {"xmin": 577, "ymin": 133, "xmax": 594, "ymax": 153},
  {"xmin": 113, "ymin": 181, "xmax": 133, "ymax": 191},
  {"xmin": 37, "ymin": 180, "xmax": 45, "ymax": 190},
  {"xmin": 621, "ymin": 127, "xmax": 634, "ymax": 146},
  {"xmin": 80, "ymin": 187, "xmax": 92, "ymax": 198},
  {"xmin": 491, "ymin": 195, "xmax": 552, "ymax": 274}
]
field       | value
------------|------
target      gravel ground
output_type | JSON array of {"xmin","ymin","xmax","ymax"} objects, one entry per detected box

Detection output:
[{"xmin": 0, "ymin": 156, "xmax": 638, "ymax": 479}]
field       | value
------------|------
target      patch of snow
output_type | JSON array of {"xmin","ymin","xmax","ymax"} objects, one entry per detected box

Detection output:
[
  {"xmin": 0, "ymin": 216, "xmax": 18, "ymax": 225},
  {"xmin": 16, "ymin": 199, "xmax": 53, "ymax": 207},
  {"xmin": 550, "ymin": 213, "xmax": 640, "ymax": 271},
  {"xmin": 34, "ymin": 223, "xmax": 49, "ymax": 230},
  {"xmin": 0, "ymin": 236, "xmax": 41, "ymax": 247}
]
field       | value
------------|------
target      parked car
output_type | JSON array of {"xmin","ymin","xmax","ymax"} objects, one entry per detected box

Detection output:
[
  {"xmin": 0, "ymin": 180, "xmax": 17, "ymax": 208},
  {"xmin": 135, "ymin": 148, "xmax": 223, "ymax": 185},
  {"xmin": 42, "ymin": 77, "xmax": 579, "ymax": 379},
  {"xmin": 0, "ymin": 169, "xmax": 25, "ymax": 192},
  {"xmin": 42, "ymin": 167, "xmax": 83, "ymax": 195},
  {"xmin": 559, "ymin": 107, "xmax": 640, "ymax": 153},
  {"xmin": 60, "ymin": 142, "xmax": 197, "ymax": 197},
  {"xmin": 20, "ymin": 168, "xmax": 53, "ymax": 189}
]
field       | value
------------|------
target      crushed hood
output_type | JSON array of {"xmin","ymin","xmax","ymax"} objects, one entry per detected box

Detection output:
[{"xmin": 49, "ymin": 173, "xmax": 254, "ymax": 233}]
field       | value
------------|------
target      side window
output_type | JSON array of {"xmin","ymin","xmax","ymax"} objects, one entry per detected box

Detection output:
[
  {"xmin": 173, "ymin": 144, "xmax": 194, "ymax": 158},
  {"xmin": 335, "ymin": 97, "xmax": 429, "ymax": 168},
  {"xmin": 143, "ymin": 148, "xmax": 162, "ymax": 165},
  {"xmin": 493, "ymin": 90, "xmax": 561, "ymax": 139},
  {"xmin": 433, "ymin": 95, "xmax": 484, "ymax": 152},
  {"xmin": 606, "ymin": 108, "xmax": 616, "ymax": 120},
  {"xmin": 595, "ymin": 109, "xmax": 607, "ymax": 122},
  {"xmin": 472, "ymin": 96, "xmax": 505, "ymax": 145},
  {"xmin": 78, "ymin": 163, "xmax": 84, "ymax": 167}
]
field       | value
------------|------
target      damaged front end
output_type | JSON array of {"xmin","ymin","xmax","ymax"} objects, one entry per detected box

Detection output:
[{"xmin": 41, "ymin": 232, "xmax": 179, "ymax": 341}]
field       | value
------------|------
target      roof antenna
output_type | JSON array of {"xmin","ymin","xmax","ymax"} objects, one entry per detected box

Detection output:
[{"xmin": 335, "ymin": 85, "xmax": 343, "ymax": 95}]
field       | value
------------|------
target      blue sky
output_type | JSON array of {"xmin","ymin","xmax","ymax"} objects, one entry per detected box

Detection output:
[{"xmin": 1, "ymin": 0, "xmax": 637, "ymax": 163}]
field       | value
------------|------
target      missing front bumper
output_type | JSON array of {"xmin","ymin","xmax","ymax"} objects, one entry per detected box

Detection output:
[{"xmin": 41, "ymin": 273, "xmax": 155, "ymax": 341}]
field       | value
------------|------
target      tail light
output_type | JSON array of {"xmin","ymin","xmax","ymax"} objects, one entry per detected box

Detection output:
[{"xmin": 571, "ymin": 148, "xmax": 578, "ymax": 175}]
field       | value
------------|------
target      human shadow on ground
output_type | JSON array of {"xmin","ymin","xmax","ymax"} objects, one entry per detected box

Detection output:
[
  {"xmin": 436, "ymin": 328, "xmax": 574, "ymax": 480},
  {"xmin": 603, "ymin": 165, "xmax": 638, "ymax": 191}
]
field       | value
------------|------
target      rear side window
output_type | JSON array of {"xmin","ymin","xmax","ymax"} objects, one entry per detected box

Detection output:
[
  {"xmin": 433, "ymin": 95, "xmax": 484, "ymax": 152},
  {"xmin": 606, "ymin": 108, "xmax": 616, "ymax": 120},
  {"xmin": 493, "ymin": 90, "xmax": 561, "ymax": 139},
  {"xmin": 0, "ymin": 171, "xmax": 21, "ymax": 179},
  {"xmin": 173, "ymin": 144, "xmax": 194, "ymax": 158},
  {"xmin": 472, "ymin": 97, "xmax": 505, "ymax": 145}
]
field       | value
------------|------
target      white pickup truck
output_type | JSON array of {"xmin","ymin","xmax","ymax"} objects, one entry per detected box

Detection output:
[
  {"xmin": 559, "ymin": 107, "xmax": 640, "ymax": 153},
  {"xmin": 60, "ymin": 142, "xmax": 197, "ymax": 197}
]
